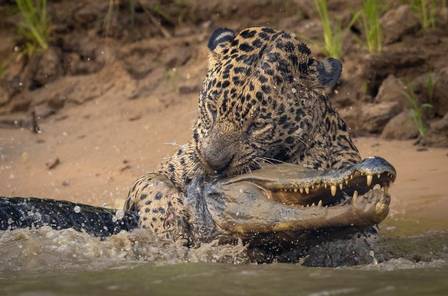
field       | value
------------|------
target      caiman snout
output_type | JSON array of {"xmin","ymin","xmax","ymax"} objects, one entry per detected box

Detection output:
[{"xmin": 196, "ymin": 157, "xmax": 396, "ymax": 236}]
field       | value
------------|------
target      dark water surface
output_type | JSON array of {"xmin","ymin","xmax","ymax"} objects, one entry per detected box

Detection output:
[
  {"xmin": 2, "ymin": 262, "xmax": 448, "ymax": 296},
  {"xmin": 1, "ymin": 221, "xmax": 448, "ymax": 295},
  {"xmin": 1, "ymin": 188, "xmax": 447, "ymax": 296}
]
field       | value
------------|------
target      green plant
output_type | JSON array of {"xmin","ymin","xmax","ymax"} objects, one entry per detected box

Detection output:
[
  {"xmin": 103, "ymin": 0, "xmax": 138, "ymax": 34},
  {"xmin": 403, "ymin": 84, "xmax": 432, "ymax": 137},
  {"xmin": 128, "ymin": 0, "xmax": 136, "ymax": 26},
  {"xmin": 104, "ymin": 0, "xmax": 118, "ymax": 35},
  {"xmin": 425, "ymin": 72, "xmax": 436, "ymax": 100},
  {"xmin": 165, "ymin": 67, "xmax": 179, "ymax": 91},
  {"xmin": 314, "ymin": 0, "xmax": 359, "ymax": 58},
  {"xmin": 361, "ymin": 0, "xmax": 383, "ymax": 53},
  {"xmin": 411, "ymin": 0, "xmax": 437, "ymax": 29},
  {"xmin": 16, "ymin": 0, "xmax": 49, "ymax": 56},
  {"xmin": 0, "ymin": 62, "xmax": 6, "ymax": 79},
  {"xmin": 314, "ymin": 0, "xmax": 342, "ymax": 58}
]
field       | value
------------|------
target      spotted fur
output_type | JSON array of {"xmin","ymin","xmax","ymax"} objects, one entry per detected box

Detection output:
[{"xmin": 124, "ymin": 27, "xmax": 361, "ymax": 243}]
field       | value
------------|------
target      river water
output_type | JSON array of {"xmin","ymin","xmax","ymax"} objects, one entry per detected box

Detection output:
[
  {"xmin": 0, "ymin": 223, "xmax": 448, "ymax": 295},
  {"xmin": 2, "ymin": 259, "xmax": 448, "ymax": 296}
]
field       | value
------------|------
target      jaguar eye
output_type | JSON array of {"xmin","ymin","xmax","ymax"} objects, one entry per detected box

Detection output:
[
  {"xmin": 247, "ymin": 121, "xmax": 265, "ymax": 134},
  {"xmin": 206, "ymin": 103, "xmax": 217, "ymax": 121}
]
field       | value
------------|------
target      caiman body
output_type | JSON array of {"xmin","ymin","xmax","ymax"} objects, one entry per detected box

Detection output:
[{"xmin": 1, "ymin": 156, "xmax": 395, "ymax": 265}]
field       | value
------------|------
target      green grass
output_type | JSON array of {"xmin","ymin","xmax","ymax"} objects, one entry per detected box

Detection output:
[
  {"xmin": 103, "ymin": 0, "xmax": 119, "ymax": 35},
  {"xmin": 103, "ymin": 0, "xmax": 142, "ymax": 35},
  {"xmin": 128, "ymin": 0, "xmax": 136, "ymax": 26},
  {"xmin": 165, "ymin": 67, "xmax": 179, "ymax": 91},
  {"xmin": 150, "ymin": 3, "xmax": 173, "ymax": 23},
  {"xmin": 314, "ymin": 0, "xmax": 360, "ymax": 58},
  {"xmin": 0, "ymin": 61, "xmax": 6, "ymax": 79},
  {"xmin": 411, "ymin": 0, "xmax": 437, "ymax": 29},
  {"xmin": 314, "ymin": 0, "xmax": 342, "ymax": 58},
  {"xmin": 16, "ymin": 0, "xmax": 49, "ymax": 56},
  {"xmin": 425, "ymin": 72, "xmax": 436, "ymax": 100},
  {"xmin": 402, "ymin": 83, "xmax": 432, "ymax": 137},
  {"xmin": 361, "ymin": 0, "xmax": 383, "ymax": 53}
]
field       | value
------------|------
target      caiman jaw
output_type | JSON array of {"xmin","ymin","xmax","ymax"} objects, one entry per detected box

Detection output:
[
  {"xmin": 222, "ymin": 156, "xmax": 396, "ymax": 209},
  {"xmin": 203, "ymin": 157, "xmax": 396, "ymax": 236},
  {"xmin": 267, "ymin": 169, "xmax": 393, "ymax": 209}
]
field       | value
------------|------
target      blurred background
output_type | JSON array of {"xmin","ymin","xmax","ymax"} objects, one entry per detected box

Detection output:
[{"xmin": 0, "ymin": 0, "xmax": 447, "ymax": 236}]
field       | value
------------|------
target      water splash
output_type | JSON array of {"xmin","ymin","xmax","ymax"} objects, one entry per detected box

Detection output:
[{"xmin": 0, "ymin": 227, "xmax": 248, "ymax": 273}]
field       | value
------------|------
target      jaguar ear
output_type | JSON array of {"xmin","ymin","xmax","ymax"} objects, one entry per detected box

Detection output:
[
  {"xmin": 208, "ymin": 28, "xmax": 235, "ymax": 51},
  {"xmin": 317, "ymin": 58, "xmax": 342, "ymax": 87}
]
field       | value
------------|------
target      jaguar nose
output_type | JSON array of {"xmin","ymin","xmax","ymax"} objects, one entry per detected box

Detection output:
[{"xmin": 202, "ymin": 149, "xmax": 234, "ymax": 174}]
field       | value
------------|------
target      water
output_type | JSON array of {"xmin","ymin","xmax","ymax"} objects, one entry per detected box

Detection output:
[
  {"xmin": 1, "ymin": 225, "xmax": 448, "ymax": 295},
  {"xmin": 2, "ymin": 262, "xmax": 448, "ymax": 296},
  {"xmin": 0, "ymin": 226, "xmax": 249, "ymax": 273}
]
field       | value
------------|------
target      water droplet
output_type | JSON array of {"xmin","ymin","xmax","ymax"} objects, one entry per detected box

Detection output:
[
  {"xmin": 114, "ymin": 210, "xmax": 124, "ymax": 222},
  {"xmin": 73, "ymin": 206, "xmax": 81, "ymax": 213}
]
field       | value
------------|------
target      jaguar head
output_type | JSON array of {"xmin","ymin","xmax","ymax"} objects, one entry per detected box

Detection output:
[{"xmin": 193, "ymin": 27, "xmax": 342, "ymax": 177}]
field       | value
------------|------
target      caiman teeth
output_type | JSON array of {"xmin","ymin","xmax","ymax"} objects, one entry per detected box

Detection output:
[
  {"xmin": 294, "ymin": 188, "xmax": 298, "ymax": 192},
  {"xmin": 305, "ymin": 187, "xmax": 310, "ymax": 194},
  {"xmin": 330, "ymin": 184, "xmax": 337, "ymax": 197},
  {"xmin": 318, "ymin": 200, "xmax": 322, "ymax": 207},
  {"xmin": 367, "ymin": 174, "xmax": 373, "ymax": 186},
  {"xmin": 353, "ymin": 190, "xmax": 358, "ymax": 202},
  {"xmin": 339, "ymin": 183, "xmax": 343, "ymax": 190},
  {"xmin": 299, "ymin": 187, "xmax": 304, "ymax": 194}
]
